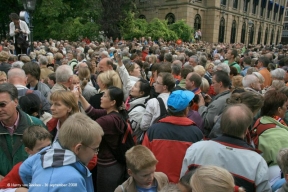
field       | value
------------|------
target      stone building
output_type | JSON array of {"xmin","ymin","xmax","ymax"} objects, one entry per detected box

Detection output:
[
  {"xmin": 281, "ymin": 1, "xmax": 288, "ymax": 44},
  {"xmin": 136, "ymin": 0, "xmax": 286, "ymax": 45}
]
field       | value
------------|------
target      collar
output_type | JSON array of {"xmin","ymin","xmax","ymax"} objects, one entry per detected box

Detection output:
[
  {"xmin": 14, "ymin": 84, "xmax": 27, "ymax": 89},
  {"xmin": 1, "ymin": 111, "xmax": 20, "ymax": 130},
  {"xmin": 159, "ymin": 116, "xmax": 196, "ymax": 126},
  {"xmin": 213, "ymin": 89, "xmax": 230, "ymax": 100},
  {"xmin": 191, "ymin": 87, "xmax": 201, "ymax": 95}
]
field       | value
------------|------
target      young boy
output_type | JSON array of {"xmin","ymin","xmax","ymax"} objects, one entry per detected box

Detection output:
[
  {"xmin": 275, "ymin": 148, "xmax": 288, "ymax": 192},
  {"xmin": 19, "ymin": 113, "xmax": 104, "ymax": 192},
  {"xmin": 114, "ymin": 145, "xmax": 169, "ymax": 192},
  {"xmin": 0, "ymin": 125, "xmax": 52, "ymax": 192}
]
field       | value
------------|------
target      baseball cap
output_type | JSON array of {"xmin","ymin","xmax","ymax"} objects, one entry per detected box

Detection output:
[{"xmin": 167, "ymin": 90, "xmax": 195, "ymax": 112}]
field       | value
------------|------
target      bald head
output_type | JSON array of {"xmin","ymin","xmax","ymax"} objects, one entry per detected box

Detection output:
[
  {"xmin": 98, "ymin": 58, "xmax": 113, "ymax": 72},
  {"xmin": 7, "ymin": 68, "xmax": 27, "ymax": 86}
]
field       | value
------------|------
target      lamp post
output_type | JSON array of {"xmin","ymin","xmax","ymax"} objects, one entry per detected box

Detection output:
[
  {"xmin": 22, "ymin": 0, "xmax": 36, "ymax": 52},
  {"xmin": 248, "ymin": 20, "xmax": 253, "ymax": 48}
]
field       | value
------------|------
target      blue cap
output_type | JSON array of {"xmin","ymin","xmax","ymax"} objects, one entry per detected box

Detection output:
[{"xmin": 167, "ymin": 90, "xmax": 195, "ymax": 112}]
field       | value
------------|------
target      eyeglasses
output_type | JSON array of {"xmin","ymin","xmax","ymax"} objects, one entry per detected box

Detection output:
[
  {"xmin": 82, "ymin": 144, "xmax": 99, "ymax": 154},
  {"xmin": 0, "ymin": 100, "xmax": 13, "ymax": 108},
  {"xmin": 154, "ymin": 81, "xmax": 163, "ymax": 85}
]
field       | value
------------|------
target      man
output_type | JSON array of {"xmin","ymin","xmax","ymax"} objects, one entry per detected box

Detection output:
[
  {"xmin": 77, "ymin": 52, "xmax": 86, "ymax": 63},
  {"xmin": 140, "ymin": 72, "xmax": 175, "ymax": 131},
  {"xmin": 143, "ymin": 90, "xmax": 203, "ymax": 183},
  {"xmin": 142, "ymin": 45, "xmax": 149, "ymax": 61},
  {"xmin": 181, "ymin": 104, "xmax": 271, "ymax": 192},
  {"xmin": 50, "ymin": 65, "xmax": 73, "ymax": 94},
  {"xmin": 198, "ymin": 70, "xmax": 231, "ymax": 136},
  {"xmin": 242, "ymin": 74, "xmax": 262, "ymax": 93},
  {"xmin": 7, "ymin": 68, "xmax": 51, "ymax": 113},
  {"xmin": 67, "ymin": 51, "xmax": 78, "ymax": 71},
  {"xmin": 240, "ymin": 56, "xmax": 252, "ymax": 76},
  {"xmin": 178, "ymin": 66, "xmax": 194, "ymax": 89},
  {"xmin": 22, "ymin": 62, "xmax": 51, "ymax": 99},
  {"xmin": 257, "ymin": 56, "xmax": 272, "ymax": 88},
  {"xmin": 188, "ymin": 56, "xmax": 198, "ymax": 67},
  {"xmin": 223, "ymin": 49, "xmax": 241, "ymax": 74},
  {"xmin": 39, "ymin": 56, "xmax": 53, "ymax": 84},
  {"xmin": 185, "ymin": 72, "xmax": 202, "ymax": 95},
  {"xmin": 0, "ymin": 83, "xmax": 45, "ymax": 178}
]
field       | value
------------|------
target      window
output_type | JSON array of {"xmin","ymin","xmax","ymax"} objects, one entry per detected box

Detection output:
[
  {"xmin": 264, "ymin": 27, "xmax": 268, "ymax": 45},
  {"xmin": 267, "ymin": 1, "xmax": 273, "ymax": 19},
  {"xmin": 221, "ymin": 0, "xmax": 227, "ymax": 6},
  {"xmin": 194, "ymin": 14, "xmax": 201, "ymax": 31},
  {"xmin": 257, "ymin": 25, "xmax": 262, "ymax": 44},
  {"xmin": 249, "ymin": 24, "xmax": 254, "ymax": 44},
  {"xmin": 218, "ymin": 17, "xmax": 225, "ymax": 43},
  {"xmin": 260, "ymin": 0, "xmax": 267, "ymax": 17},
  {"xmin": 270, "ymin": 29, "xmax": 274, "ymax": 45},
  {"xmin": 165, "ymin": 13, "xmax": 175, "ymax": 25},
  {"xmin": 233, "ymin": 0, "xmax": 238, "ymax": 8},
  {"xmin": 230, "ymin": 20, "xmax": 237, "ymax": 43},
  {"xmin": 243, "ymin": 0, "xmax": 249, "ymax": 12},
  {"xmin": 241, "ymin": 22, "xmax": 246, "ymax": 43},
  {"xmin": 276, "ymin": 30, "xmax": 279, "ymax": 44},
  {"xmin": 252, "ymin": 0, "xmax": 259, "ymax": 14}
]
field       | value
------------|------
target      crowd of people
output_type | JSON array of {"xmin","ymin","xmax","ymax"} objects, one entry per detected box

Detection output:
[{"xmin": 1, "ymin": 12, "xmax": 288, "ymax": 192}]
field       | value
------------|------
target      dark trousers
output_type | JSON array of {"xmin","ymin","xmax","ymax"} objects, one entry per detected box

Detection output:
[{"xmin": 15, "ymin": 41, "xmax": 27, "ymax": 55}]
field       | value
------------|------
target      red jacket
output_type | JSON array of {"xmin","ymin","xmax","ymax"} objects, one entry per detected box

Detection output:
[
  {"xmin": 0, "ymin": 162, "xmax": 23, "ymax": 189},
  {"xmin": 142, "ymin": 116, "xmax": 203, "ymax": 183}
]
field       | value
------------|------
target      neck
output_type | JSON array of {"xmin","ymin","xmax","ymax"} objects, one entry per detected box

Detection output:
[
  {"xmin": 106, "ymin": 108, "xmax": 118, "ymax": 114},
  {"xmin": 228, "ymin": 59, "xmax": 235, "ymax": 64},
  {"xmin": 29, "ymin": 79, "xmax": 38, "ymax": 87},
  {"xmin": 59, "ymin": 82, "xmax": 70, "ymax": 89},
  {"xmin": 3, "ymin": 111, "xmax": 18, "ymax": 127},
  {"xmin": 59, "ymin": 116, "xmax": 68, "ymax": 127},
  {"xmin": 218, "ymin": 88, "xmax": 229, "ymax": 94}
]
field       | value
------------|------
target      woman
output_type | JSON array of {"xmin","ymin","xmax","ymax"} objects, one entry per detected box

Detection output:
[
  {"xmin": 0, "ymin": 71, "xmax": 7, "ymax": 84},
  {"xmin": 204, "ymin": 62, "xmax": 214, "ymax": 85},
  {"xmin": 78, "ymin": 86, "xmax": 128, "ymax": 192},
  {"xmin": 46, "ymin": 90, "xmax": 79, "ymax": 141},
  {"xmin": 125, "ymin": 79, "xmax": 150, "ymax": 142},
  {"xmin": 0, "ymin": 51, "xmax": 11, "ymax": 74},
  {"xmin": 78, "ymin": 67, "xmax": 97, "ymax": 101},
  {"xmin": 89, "ymin": 70, "xmax": 119, "ymax": 109},
  {"xmin": 191, "ymin": 166, "xmax": 245, "ymax": 192}
]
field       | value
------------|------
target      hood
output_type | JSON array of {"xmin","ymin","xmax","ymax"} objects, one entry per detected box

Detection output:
[{"xmin": 127, "ymin": 95, "xmax": 149, "ymax": 110}]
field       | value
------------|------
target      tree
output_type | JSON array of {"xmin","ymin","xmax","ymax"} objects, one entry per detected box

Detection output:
[
  {"xmin": 169, "ymin": 20, "xmax": 193, "ymax": 42},
  {"xmin": 145, "ymin": 18, "xmax": 178, "ymax": 41}
]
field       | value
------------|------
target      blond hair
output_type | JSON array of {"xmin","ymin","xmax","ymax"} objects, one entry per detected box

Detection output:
[
  {"xmin": 277, "ymin": 148, "xmax": 288, "ymax": 175},
  {"xmin": 125, "ymin": 145, "xmax": 158, "ymax": 173},
  {"xmin": 50, "ymin": 91, "xmax": 79, "ymax": 115},
  {"xmin": 98, "ymin": 70, "xmax": 122, "ymax": 89},
  {"xmin": 0, "ymin": 71, "xmax": 7, "ymax": 78},
  {"xmin": 200, "ymin": 77, "xmax": 209, "ymax": 93},
  {"xmin": 58, "ymin": 113, "xmax": 104, "ymax": 149},
  {"xmin": 191, "ymin": 166, "xmax": 245, "ymax": 192},
  {"xmin": 194, "ymin": 65, "xmax": 205, "ymax": 77},
  {"xmin": 205, "ymin": 62, "xmax": 215, "ymax": 71}
]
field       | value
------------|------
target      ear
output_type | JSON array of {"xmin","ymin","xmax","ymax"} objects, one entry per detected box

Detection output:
[
  {"xmin": 110, "ymin": 99, "xmax": 116, "ymax": 107},
  {"xmin": 24, "ymin": 147, "xmax": 32, "ymax": 154},
  {"xmin": 72, "ymin": 143, "xmax": 82, "ymax": 155},
  {"xmin": 139, "ymin": 91, "xmax": 144, "ymax": 97},
  {"xmin": 127, "ymin": 169, "xmax": 133, "ymax": 177},
  {"xmin": 14, "ymin": 99, "xmax": 18, "ymax": 107}
]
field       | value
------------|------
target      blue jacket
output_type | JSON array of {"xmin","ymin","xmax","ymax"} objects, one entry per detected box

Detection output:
[{"xmin": 19, "ymin": 141, "xmax": 93, "ymax": 192}]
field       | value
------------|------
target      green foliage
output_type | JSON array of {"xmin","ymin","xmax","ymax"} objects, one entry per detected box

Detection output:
[
  {"xmin": 169, "ymin": 20, "xmax": 194, "ymax": 42},
  {"xmin": 146, "ymin": 18, "xmax": 178, "ymax": 41}
]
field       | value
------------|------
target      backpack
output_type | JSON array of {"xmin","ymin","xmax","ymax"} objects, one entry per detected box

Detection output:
[
  {"xmin": 250, "ymin": 118, "xmax": 276, "ymax": 149},
  {"xmin": 16, "ymin": 32, "xmax": 29, "ymax": 49},
  {"xmin": 152, "ymin": 97, "xmax": 168, "ymax": 124},
  {"xmin": 128, "ymin": 103, "xmax": 146, "ymax": 144},
  {"xmin": 106, "ymin": 112, "xmax": 135, "ymax": 165}
]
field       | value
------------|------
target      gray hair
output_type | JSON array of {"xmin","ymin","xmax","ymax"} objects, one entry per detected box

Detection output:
[
  {"xmin": 242, "ymin": 74, "xmax": 258, "ymax": 88},
  {"xmin": 215, "ymin": 63, "xmax": 230, "ymax": 75},
  {"xmin": 199, "ymin": 55, "xmax": 207, "ymax": 67},
  {"xmin": 190, "ymin": 55, "xmax": 198, "ymax": 63},
  {"xmin": 177, "ymin": 55, "xmax": 185, "ymax": 63},
  {"xmin": 29, "ymin": 52, "xmax": 36, "ymax": 59},
  {"xmin": 55, "ymin": 65, "xmax": 73, "ymax": 83},
  {"xmin": 271, "ymin": 68, "xmax": 286, "ymax": 80},
  {"xmin": 11, "ymin": 61, "xmax": 24, "ymax": 69},
  {"xmin": 39, "ymin": 56, "xmax": 48, "ymax": 65},
  {"xmin": 0, "ymin": 83, "xmax": 18, "ymax": 100}
]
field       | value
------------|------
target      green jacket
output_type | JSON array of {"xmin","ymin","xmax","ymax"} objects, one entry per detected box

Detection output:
[
  {"xmin": 0, "ymin": 109, "xmax": 46, "ymax": 176},
  {"xmin": 178, "ymin": 79, "xmax": 186, "ymax": 89},
  {"xmin": 223, "ymin": 60, "xmax": 241, "ymax": 74},
  {"xmin": 258, "ymin": 116, "xmax": 288, "ymax": 166}
]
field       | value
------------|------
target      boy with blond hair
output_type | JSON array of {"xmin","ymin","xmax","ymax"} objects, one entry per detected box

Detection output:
[
  {"xmin": 0, "ymin": 126, "xmax": 52, "ymax": 192},
  {"xmin": 115, "ymin": 145, "xmax": 168, "ymax": 192},
  {"xmin": 20, "ymin": 113, "xmax": 104, "ymax": 192}
]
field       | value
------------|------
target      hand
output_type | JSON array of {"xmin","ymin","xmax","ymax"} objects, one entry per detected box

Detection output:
[
  {"xmin": 198, "ymin": 93, "xmax": 205, "ymax": 107},
  {"xmin": 204, "ymin": 94, "xmax": 212, "ymax": 104},
  {"xmin": 15, "ymin": 29, "xmax": 20, "ymax": 33},
  {"xmin": 115, "ymin": 52, "xmax": 122, "ymax": 65},
  {"xmin": 71, "ymin": 86, "xmax": 80, "ymax": 99}
]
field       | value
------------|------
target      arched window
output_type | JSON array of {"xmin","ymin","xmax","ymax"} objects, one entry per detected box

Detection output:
[
  {"xmin": 249, "ymin": 24, "xmax": 254, "ymax": 44},
  {"xmin": 264, "ymin": 27, "xmax": 268, "ymax": 45},
  {"xmin": 257, "ymin": 25, "xmax": 262, "ymax": 44},
  {"xmin": 218, "ymin": 17, "xmax": 225, "ymax": 43},
  {"xmin": 270, "ymin": 29, "xmax": 274, "ymax": 45},
  {"xmin": 139, "ymin": 15, "xmax": 146, "ymax": 20},
  {"xmin": 276, "ymin": 29, "xmax": 279, "ymax": 44},
  {"xmin": 230, "ymin": 20, "xmax": 237, "ymax": 43},
  {"xmin": 165, "ymin": 13, "xmax": 175, "ymax": 25},
  {"xmin": 233, "ymin": 0, "xmax": 238, "ymax": 9},
  {"xmin": 194, "ymin": 14, "xmax": 201, "ymax": 30},
  {"xmin": 241, "ymin": 22, "xmax": 246, "ymax": 43}
]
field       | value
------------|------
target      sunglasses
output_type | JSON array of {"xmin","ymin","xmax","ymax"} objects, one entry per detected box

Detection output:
[{"xmin": 0, "ymin": 100, "xmax": 13, "ymax": 108}]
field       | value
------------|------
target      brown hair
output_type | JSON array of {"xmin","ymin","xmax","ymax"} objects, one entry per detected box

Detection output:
[
  {"xmin": 50, "ymin": 91, "xmax": 79, "ymax": 115},
  {"xmin": 23, "ymin": 126, "xmax": 52, "ymax": 150}
]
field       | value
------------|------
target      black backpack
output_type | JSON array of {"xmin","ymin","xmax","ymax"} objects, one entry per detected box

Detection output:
[{"xmin": 152, "ymin": 97, "xmax": 168, "ymax": 124}]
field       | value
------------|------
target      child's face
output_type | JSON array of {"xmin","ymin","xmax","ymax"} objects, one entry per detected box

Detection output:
[
  {"xmin": 26, "ymin": 138, "xmax": 51, "ymax": 155},
  {"xmin": 77, "ymin": 135, "xmax": 102, "ymax": 165},
  {"xmin": 129, "ymin": 165, "xmax": 156, "ymax": 189}
]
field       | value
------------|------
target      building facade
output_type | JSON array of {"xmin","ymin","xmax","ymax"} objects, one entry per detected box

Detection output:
[
  {"xmin": 136, "ymin": 0, "xmax": 286, "ymax": 45},
  {"xmin": 281, "ymin": 1, "xmax": 288, "ymax": 44}
]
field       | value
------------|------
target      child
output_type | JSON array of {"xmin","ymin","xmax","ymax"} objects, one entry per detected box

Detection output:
[
  {"xmin": 19, "ymin": 113, "xmax": 104, "ymax": 192},
  {"xmin": 114, "ymin": 145, "xmax": 169, "ymax": 192},
  {"xmin": 0, "ymin": 125, "xmax": 52, "ymax": 192}
]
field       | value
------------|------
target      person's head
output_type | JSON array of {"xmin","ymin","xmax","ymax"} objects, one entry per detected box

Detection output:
[
  {"xmin": 242, "ymin": 74, "xmax": 262, "ymax": 91},
  {"xmin": 231, "ymin": 75, "xmax": 243, "ymax": 89},
  {"xmin": 277, "ymin": 148, "xmax": 288, "ymax": 182},
  {"xmin": 0, "ymin": 51, "xmax": 9, "ymax": 62},
  {"xmin": 167, "ymin": 90, "xmax": 195, "ymax": 117},
  {"xmin": 125, "ymin": 145, "xmax": 158, "ymax": 189},
  {"xmin": 270, "ymin": 80, "xmax": 286, "ymax": 91},
  {"xmin": 189, "ymin": 56, "xmax": 198, "ymax": 67},
  {"xmin": 193, "ymin": 65, "xmax": 205, "ymax": 77},
  {"xmin": 225, "ymin": 49, "xmax": 237, "ymax": 60},
  {"xmin": 78, "ymin": 67, "xmax": 91, "ymax": 90},
  {"xmin": 19, "ymin": 93, "xmax": 43, "ymax": 118},
  {"xmin": 101, "ymin": 86, "xmax": 124, "ymax": 111},
  {"xmin": 185, "ymin": 72, "xmax": 202, "ymax": 90},
  {"xmin": 178, "ymin": 171, "xmax": 193, "ymax": 192},
  {"xmin": 212, "ymin": 70, "xmax": 230, "ymax": 94},
  {"xmin": 164, "ymin": 53, "xmax": 173, "ymax": 63},
  {"xmin": 0, "ymin": 83, "xmax": 19, "ymax": 123},
  {"xmin": 191, "ymin": 165, "xmax": 244, "ymax": 192},
  {"xmin": 39, "ymin": 56, "xmax": 48, "ymax": 66},
  {"xmin": 7, "ymin": 68, "xmax": 27, "ymax": 86},
  {"xmin": 243, "ymin": 57, "xmax": 252, "ymax": 66},
  {"xmin": 22, "ymin": 62, "xmax": 41, "ymax": 83},
  {"xmin": 0, "ymin": 71, "xmax": 7, "ymax": 84},
  {"xmin": 69, "ymin": 75, "xmax": 80, "ymax": 91},
  {"xmin": 215, "ymin": 63, "xmax": 230, "ymax": 75},
  {"xmin": 221, "ymin": 104, "xmax": 253, "ymax": 138},
  {"xmin": 271, "ymin": 68, "xmax": 286, "ymax": 81},
  {"xmin": 261, "ymin": 90, "xmax": 288, "ymax": 118},
  {"xmin": 125, "ymin": 62, "xmax": 141, "ymax": 78},
  {"xmin": 205, "ymin": 62, "xmax": 214, "ymax": 75},
  {"xmin": 227, "ymin": 91, "xmax": 263, "ymax": 115},
  {"xmin": 181, "ymin": 65, "xmax": 194, "ymax": 79},
  {"xmin": 98, "ymin": 58, "xmax": 114, "ymax": 72},
  {"xmin": 50, "ymin": 91, "xmax": 79, "ymax": 121},
  {"xmin": 257, "ymin": 56, "xmax": 270, "ymax": 68},
  {"xmin": 58, "ymin": 112, "xmax": 104, "ymax": 165},
  {"xmin": 22, "ymin": 126, "xmax": 52, "ymax": 155},
  {"xmin": 97, "ymin": 70, "xmax": 121, "ymax": 90},
  {"xmin": 171, "ymin": 64, "xmax": 181, "ymax": 76},
  {"xmin": 9, "ymin": 13, "xmax": 19, "ymax": 24},
  {"xmin": 55, "ymin": 65, "xmax": 73, "ymax": 84},
  {"xmin": 154, "ymin": 72, "xmax": 175, "ymax": 93},
  {"xmin": 130, "ymin": 79, "xmax": 150, "ymax": 98},
  {"xmin": 47, "ymin": 72, "xmax": 56, "ymax": 88}
]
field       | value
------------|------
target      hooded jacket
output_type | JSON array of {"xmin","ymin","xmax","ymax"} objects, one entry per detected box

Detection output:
[{"xmin": 19, "ymin": 141, "xmax": 94, "ymax": 192}]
